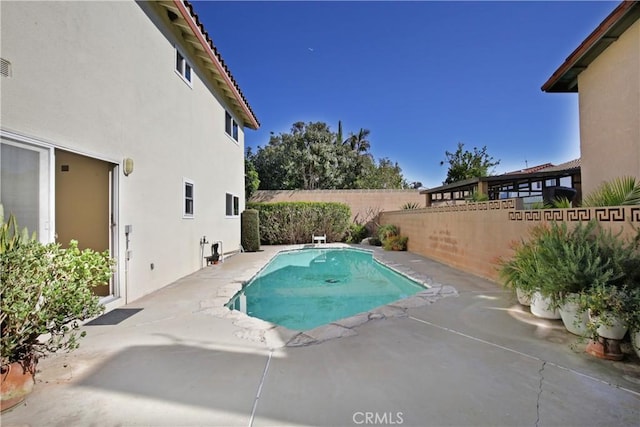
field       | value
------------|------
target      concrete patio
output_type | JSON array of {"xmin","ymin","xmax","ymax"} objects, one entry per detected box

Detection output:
[{"xmin": 2, "ymin": 245, "xmax": 639, "ymax": 427}]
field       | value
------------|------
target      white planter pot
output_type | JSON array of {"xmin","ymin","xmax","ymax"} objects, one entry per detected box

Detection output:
[
  {"xmin": 589, "ymin": 310, "xmax": 628, "ymax": 340},
  {"xmin": 559, "ymin": 297, "xmax": 590, "ymax": 336},
  {"xmin": 530, "ymin": 291, "xmax": 561, "ymax": 319},
  {"xmin": 516, "ymin": 287, "xmax": 531, "ymax": 306}
]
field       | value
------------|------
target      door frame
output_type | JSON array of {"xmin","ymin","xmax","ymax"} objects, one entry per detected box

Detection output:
[
  {"xmin": 1, "ymin": 131, "xmax": 55, "ymax": 243},
  {"xmin": 1, "ymin": 129, "xmax": 121, "ymax": 300}
]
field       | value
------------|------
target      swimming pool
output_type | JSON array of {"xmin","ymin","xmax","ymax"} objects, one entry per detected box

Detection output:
[{"xmin": 226, "ymin": 247, "xmax": 427, "ymax": 331}]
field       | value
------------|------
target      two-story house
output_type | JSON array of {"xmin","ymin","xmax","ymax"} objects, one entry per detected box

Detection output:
[
  {"xmin": 542, "ymin": 1, "xmax": 639, "ymax": 196},
  {"xmin": 1, "ymin": 0, "xmax": 259, "ymax": 306}
]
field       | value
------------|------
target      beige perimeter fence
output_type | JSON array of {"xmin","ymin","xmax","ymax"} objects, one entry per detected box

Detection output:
[{"xmin": 379, "ymin": 199, "xmax": 640, "ymax": 282}]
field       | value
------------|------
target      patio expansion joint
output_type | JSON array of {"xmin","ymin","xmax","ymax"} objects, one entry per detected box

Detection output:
[
  {"xmin": 408, "ymin": 316, "xmax": 640, "ymax": 399},
  {"xmin": 249, "ymin": 350, "xmax": 273, "ymax": 427},
  {"xmin": 535, "ymin": 360, "xmax": 546, "ymax": 427}
]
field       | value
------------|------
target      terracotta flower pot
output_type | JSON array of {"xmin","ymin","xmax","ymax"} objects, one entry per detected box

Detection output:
[{"xmin": 1, "ymin": 358, "xmax": 36, "ymax": 412}]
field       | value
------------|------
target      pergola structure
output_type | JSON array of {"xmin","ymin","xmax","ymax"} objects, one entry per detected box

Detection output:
[{"xmin": 422, "ymin": 159, "xmax": 581, "ymax": 208}]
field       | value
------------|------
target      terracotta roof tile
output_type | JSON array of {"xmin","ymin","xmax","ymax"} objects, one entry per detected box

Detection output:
[{"xmin": 182, "ymin": 0, "xmax": 259, "ymax": 128}]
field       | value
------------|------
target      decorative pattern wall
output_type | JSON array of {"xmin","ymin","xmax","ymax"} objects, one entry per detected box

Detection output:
[
  {"xmin": 508, "ymin": 207, "xmax": 640, "ymax": 222},
  {"xmin": 402, "ymin": 199, "xmax": 639, "ymax": 223},
  {"xmin": 408, "ymin": 199, "xmax": 518, "ymax": 213},
  {"xmin": 379, "ymin": 199, "xmax": 639, "ymax": 282}
]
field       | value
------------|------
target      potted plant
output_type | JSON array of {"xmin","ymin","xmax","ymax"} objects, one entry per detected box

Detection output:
[
  {"xmin": 383, "ymin": 235, "xmax": 408, "ymax": 251},
  {"xmin": 498, "ymin": 235, "xmax": 542, "ymax": 307},
  {"xmin": 377, "ymin": 224, "xmax": 399, "ymax": 244},
  {"xmin": 628, "ymin": 288, "xmax": 640, "ymax": 359},
  {"xmin": 0, "ymin": 209, "xmax": 113, "ymax": 411},
  {"xmin": 582, "ymin": 283, "xmax": 630, "ymax": 340},
  {"xmin": 535, "ymin": 221, "xmax": 613, "ymax": 332}
]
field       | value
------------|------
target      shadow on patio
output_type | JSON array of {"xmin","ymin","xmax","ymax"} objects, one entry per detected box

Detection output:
[{"xmin": 75, "ymin": 340, "xmax": 278, "ymax": 426}]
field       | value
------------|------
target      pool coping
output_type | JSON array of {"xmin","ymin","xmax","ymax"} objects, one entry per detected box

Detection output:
[{"xmin": 201, "ymin": 243, "xmax": 458, "ymax": 348}]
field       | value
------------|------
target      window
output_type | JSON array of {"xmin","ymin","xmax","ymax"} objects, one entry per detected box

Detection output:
[
  {"xmin": 225, "ymin": 111, "xmax": 239, "ymax": 142},
  {"xmin": 175, "ymin": 49, "xmax": 192, "ymax": 85},
  {"xmin": 226, "ymin": 193, "xmax": 239, "ymax": 217},
  {"xmin": 183, "ymin": 179, "xmax": 194, "ymax": 217}
]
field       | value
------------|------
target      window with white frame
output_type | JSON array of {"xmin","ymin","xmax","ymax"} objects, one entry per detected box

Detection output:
[
  {"xmin": 225, "ymin": 111, "xmax": 239, "ymax": 142},
  {"xmin": 175, "ymin": 48, "xmax": 192, "ymax": 85},
  {"xmin": 183, "ymin": 179, "xmax": 194, "ymax": 217},
  {"xmin": 225, "ymin": 193, "xmax": 239, "ymax": 217}
]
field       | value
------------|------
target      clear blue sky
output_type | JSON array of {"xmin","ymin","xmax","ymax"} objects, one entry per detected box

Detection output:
[{"xmin": 193, "ymin": 0, "xmax": 618, "ymax": 188}]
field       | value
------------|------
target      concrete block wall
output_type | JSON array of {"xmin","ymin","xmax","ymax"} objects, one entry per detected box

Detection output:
[
  {"xmin": 380, "ymin": 201, "xmax": 640, "ymax": 282},
  {"xmin": 250, "ymin": 189, "xmax": 424, "ymax": 224}
]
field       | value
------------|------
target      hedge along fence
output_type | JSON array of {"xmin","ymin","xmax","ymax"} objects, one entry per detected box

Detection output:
[
  {"xmin": 247, "ymin": 202, "xmax": 351, "ymax": 244},
  {"xmin": 241, "ymin": 209, "xmax": 260, "ymax": 252}
]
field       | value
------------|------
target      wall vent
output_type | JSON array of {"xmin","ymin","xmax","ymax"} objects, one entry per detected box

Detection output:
[{"xmin": 0, "ymin": 58, "xmax": 11, "ymax": 77}]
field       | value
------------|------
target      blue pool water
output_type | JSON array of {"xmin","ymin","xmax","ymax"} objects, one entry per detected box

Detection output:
[{"xmin": 227, "ymin": 248, "xmax": 426, "ymax": 331}]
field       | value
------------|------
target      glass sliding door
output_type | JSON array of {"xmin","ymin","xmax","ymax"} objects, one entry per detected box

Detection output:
[{"xmin": 0, "ymin": 139, "xmax": 52, "ymax": 243}]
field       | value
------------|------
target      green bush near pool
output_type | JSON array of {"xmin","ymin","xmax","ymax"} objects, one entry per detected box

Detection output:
[{"xmin": 247, "ymin": 202, "xmax": 351, "ymax": 244}]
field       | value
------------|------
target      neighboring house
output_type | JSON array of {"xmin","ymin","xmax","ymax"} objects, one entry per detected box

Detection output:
[
  {"xmin": 0, "ymin": 1, "xmax": 259, "ymax": 305},
  {"xmin": 542, "ymin": 1, "xmax": 640, "ymax": 196},
  {"xmin": 422, "ymin": 159, "xmax": 581, "ymax": 207}
]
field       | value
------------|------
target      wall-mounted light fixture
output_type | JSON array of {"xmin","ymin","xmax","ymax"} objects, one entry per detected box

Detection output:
[{"xmin": 123, "ymin": 158, "xmax": 134, "ymax": 176}]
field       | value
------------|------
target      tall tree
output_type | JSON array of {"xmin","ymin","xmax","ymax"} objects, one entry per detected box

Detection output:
[
  {"xmin": 251, "ymin": 121, "xmax": 408, "ymax": 190},
  {"xmin": 336, "ymin": 120, "xmax": 344, "ymax": 145},
  {"xmin": 358, "ymin": 157, "xmax": 408, "ymax": 189},
  {"xmin": 440, "ymin": 142, "xmax": 500, "ymax": 184},
  {"xmin": 345, "ymin": 128, "xmax": 371, "ymax": 153},
  {"xmin": 244, "ymin": 148, "xmax": 260, "ymax": 200},
  {"xmin": 253, "ymin": 121, "xmax": 355, "ymax": 190}
]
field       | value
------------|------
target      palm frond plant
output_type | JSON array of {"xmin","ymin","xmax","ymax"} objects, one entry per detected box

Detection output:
[
  {"xmin": 401, "ymin": 202, "xmax": 421, "ymax": 210},
  {"xmin": 549, "ymin": 197, "xmax": 572, "ymax": 209},
  {"xmin": 582, "ymin": 176, "xmax": 640, "ymax": 207}
]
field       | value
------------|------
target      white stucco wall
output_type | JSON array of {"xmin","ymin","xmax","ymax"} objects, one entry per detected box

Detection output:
[
  {"xmin": 577, "ymin": 19, "xmax": 640, "ymax": 196},
  {"xmin": 1, "ymin": 1, "xmax": 248, "ymax": 302}
]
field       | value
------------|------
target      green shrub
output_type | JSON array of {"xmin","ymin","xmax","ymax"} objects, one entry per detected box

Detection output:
[
  {"xmin": 241, "ymin": 209, "xmax": 260, "ymax": 252},
  {"xmin": 368, "ymin": 236, "xmax": 382, "ymax": 246},
  {"xmin": 247, "ymin": 202, "xmax": 351, "ymax": 244},
  {"xmin": 499, "ymin": 220, "xmax": 640, "ymax": 320},
  {"xmin": 377, "ymin": 224, "xmax": 399, "ymax": 243},
  {"xmin": 1, "ymin": 219, "xmax": 113, "ymax": 366},
  {"xmin": 383, "ymin": 235, "xmax": 408, "ymax": 251},
  {"xmin": 345, "ymin": 223, "xmax": 368, "ymax": 243}
]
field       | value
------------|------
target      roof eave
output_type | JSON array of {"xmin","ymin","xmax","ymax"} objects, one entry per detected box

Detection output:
[
  {"xmin": 160, "ymin": 0, "xmax": 260, "ymax": 129},
  {"xmin": 421, "ymin": 167, "xmax": 581, "ymax": 195},
  {"xmin": 542, "ymin": 1, "xmax": 640, "ymax": 93},
  {"xmin": 421, "ymin": 177, "xmax": 481, "ymax": 194}
]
